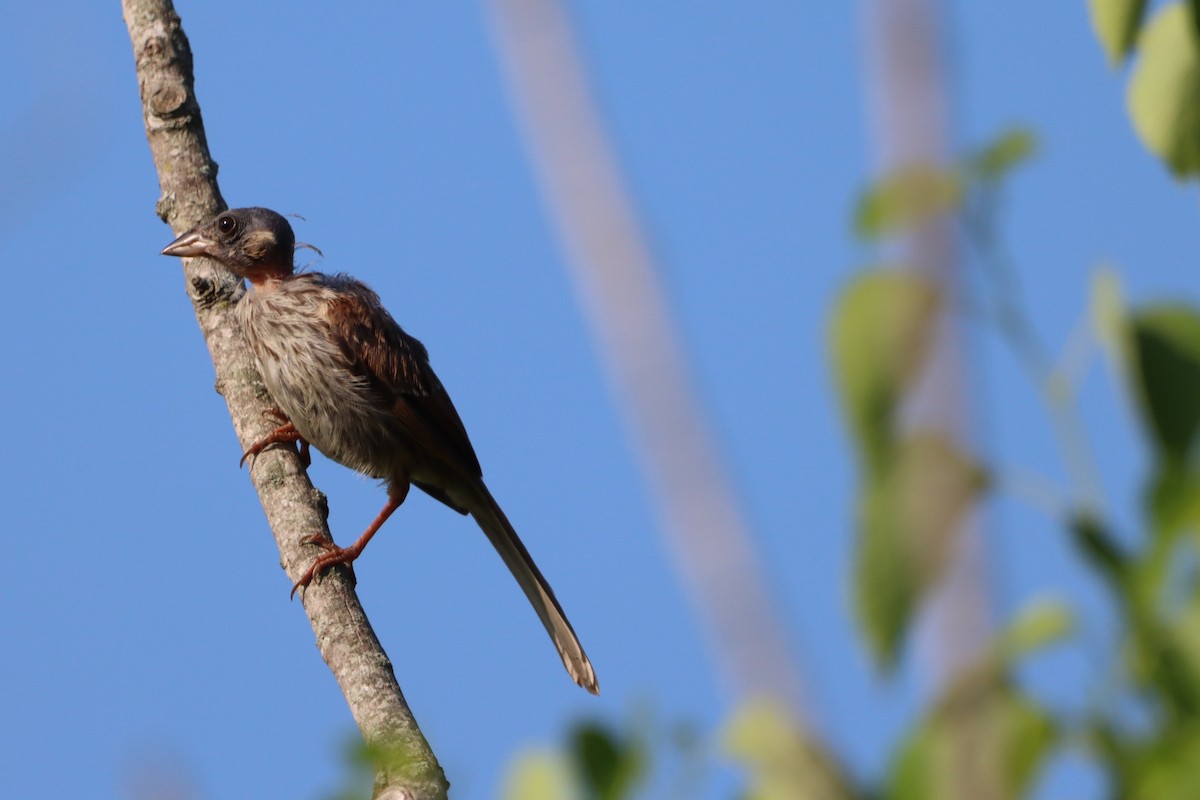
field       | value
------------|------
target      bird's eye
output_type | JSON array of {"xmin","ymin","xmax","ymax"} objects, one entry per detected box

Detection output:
[{"xmin": 217, "ymin": 215, "xmax": 237, "ymax": 235}]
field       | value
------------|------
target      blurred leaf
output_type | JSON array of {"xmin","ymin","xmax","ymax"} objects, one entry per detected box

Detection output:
[
  {"xmin": 503, "ymin": 750, "xmax": 581, "ymax": 800},
  {"xmin": 854, "ymin": 165, "xmax": 964, "ymax": 240},
  {"xmin": 965, "ymin": 127, "xmax": 1038, "ymax": 182},
  {"xmin": 992, "ymin": 598, "xmax": 1075, "ymax": 665},
  {"xmin": 1168, "ymin": 586, "xmax": 1200, "ymax": 697},
  {"xmin": 855, "ymin": 433, "xmax": 989, "ymax": 667},
  {"xmin": 322, "ymin": 737, "xmax": 439, "ymax": 800},
  {"xmin": 1147, "ymin": 465, "xmax": 1200, "ymax": 542},
  {"xmin": 1088, "ymin": 720, "xmax": 1135, "ymax": 793},
  {"xmin": 569, "ymin": 722, "xmax": 645, "ymax": 800},
  {"xmin": 1123, "ymin": 554, "xmax": 1200, "ymax": 716},
  {"xmin": 830, "ymin": 269, "xmax": 940, "ymax": 475},
  {"xmin": 1099, "ymin": 286, "xmax": 1200, "ymax": 463},
  {"xmin": 856, "ymin": 477, "xmax": 918, "ymax": 669},
  {"xmin": 885, "ymin": 604, "xmax": 1064, "ymax": 800},
  {"xmin": 1128, "ymin": 3, "xmax": 1200, "ymax": 176},
  {"xmin": 724, "ymin": 701, "xmax": 856, "ymax": 800},
  {"xmin": 1089, "ymin": 0, "xmax": 1150, "ymax": 64},
  {"xmin": 1120, "ymin": 465, "xmax": 1200, "ymax": 717},
  {"xmin": 1128, "ymin": 304, "xmax": 1200, "ymax": 462},
  {"xmin": 1123, "ymin": 725, "xmax": 1200, "ymax": 798},
  {"xmin": 1069, "ymin": 512, "xmax": 1129, "ymax": 585},
  {"xmin": 885, "ymin": 681, "xmax": 1056, "ymax": 800},
  {"xmin": 1129, "ymin": 629, "xmax": 1200, "ymax": 718}
]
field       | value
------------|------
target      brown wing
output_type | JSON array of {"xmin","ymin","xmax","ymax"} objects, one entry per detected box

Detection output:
[{"xmin": 321, "ymin": 274, "xmax": 483, "ymax": 480}]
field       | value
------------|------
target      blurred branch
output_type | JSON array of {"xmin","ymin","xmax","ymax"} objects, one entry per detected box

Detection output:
[
  {"xmin": 121, "ymin": 1, "xmax": 446, "ymax": 796},
  {"xmin": 960, "ymin": 195, "xmax": 1107, "ymax": 519},
  {"xmin": 860, "ymin": 1, "xmax": 996, "ymax": 798},
  {"xmin": 486, "ymin": 0, "xmax": 810, "ymax": 718},
  {"xmin": 860, "ymin": 0, "xmax": 992, "ymax": 687}
]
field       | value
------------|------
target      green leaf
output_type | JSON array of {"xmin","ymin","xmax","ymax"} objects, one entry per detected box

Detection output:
[
  {"xmin": 856, "ymin": 477, "xmax": 919, "ymax": 667},
  {"xmin": 1099, "ymin": 287, "xmax": 1200, "ymax": 464},
  {"xmin": 1089, "ymin": 0, "xmax": 1150, "ymax": 64},
  {"xmin": 321, "ymin": 737, "xmax": 442, "ymax": 800},
  {"xmin": 503, "ymin": 750, "xmax": 581, "ymax": 800},
  {"xmin": 884, "ymin": 604, "xmax": 1066, "ymax": 800},
  {"xmin": 1168, "ymin": 588, "xmax": 1200, "ymax": 695},
  {"xmin": 1128, "ymin": 304, "xmax": 1200, "ymax": 462},
  {"xmin": 1127, "ymin": 3, "xmax": 1200, "ymax": 176},
  {"xmin": 855, "ymin": 433, "xmax": 989, "ymax": 667},
  {"xmin": 992, "ymin": 598, "xmax": 1075, "ymax": 665},
  {"xmin": 885, "ymin": 681, "xmax": 1056, "ymax": 800},
  {"xmin": 829, "ymin": 269, "xmax": 940, "ymax": 475},
  {"xmin": 1123, "ymin": 542, "xmax": 1200, "ymax": 715},
  {"xmin": 569, "ymin": 722, "xmax": 645, "ymax": 800},
  {"xmin": 1147, "ymin": 465, "xmax": 1200, "ymax": 542},
  {"xmin": 1124, "ymin": 466, "xmax": 1200, "ymax": 716},
  {"xmin": 1069, "ymin": 512, "xmax": 1129, "ymax": 585},
  {"xmin": 966, "ymin": 127, "xmax": 1038, "ymax": 182},
  {"xmin": 724, "ymin": 701, "xmax": 856, "ymax": 800},
  {"xmin": 854, "ymin": 164, "xmax": 964, "ymax": 240},
  {"xmin": 1124, "ymin": 725, "xmax": 1200, "ymax": 798}
]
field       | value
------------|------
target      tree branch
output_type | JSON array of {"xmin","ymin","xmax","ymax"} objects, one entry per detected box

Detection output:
[
  {"xmin": 121, "ymin": 1, "xmax": 447, "ymax": 796},
  {"xmin": 486, "ymin": 0, "xmax": 810, "ymax": 719}
]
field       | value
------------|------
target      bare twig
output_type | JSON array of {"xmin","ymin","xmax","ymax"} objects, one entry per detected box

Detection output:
[{"xmin": 121, "ymin": 1, "xmax": 447, "ymax": 797}]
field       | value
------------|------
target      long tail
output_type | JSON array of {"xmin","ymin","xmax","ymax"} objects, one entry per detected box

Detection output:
[{"xmin": 466, "ymin": 482, "xmax": 599, "ymax": 694}]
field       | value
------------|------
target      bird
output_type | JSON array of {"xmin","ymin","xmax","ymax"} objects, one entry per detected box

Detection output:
[{"xmin": 162, "ymin": 207, "xmax": 598, "ymax": 694}]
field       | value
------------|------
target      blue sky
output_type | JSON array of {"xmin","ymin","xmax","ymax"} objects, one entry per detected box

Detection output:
[{"xmin": 2, "ymin": 2, "xmax": 1198, "ymax": 798}]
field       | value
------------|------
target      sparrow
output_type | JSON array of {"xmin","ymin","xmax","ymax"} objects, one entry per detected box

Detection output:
[{"xmin": 162, "ymin": 207, "xmax": 598, "ymax": 694}]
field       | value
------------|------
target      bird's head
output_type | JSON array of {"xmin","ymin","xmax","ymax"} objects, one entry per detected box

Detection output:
[{"xmin": 161, "ymin": 207, "xmax": 296, "ymax": 284}]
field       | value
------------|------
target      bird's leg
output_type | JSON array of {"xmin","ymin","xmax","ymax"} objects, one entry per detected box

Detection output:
[
  {"xmin": 291, "ymin": 477, "xmax": 411, "ymax": 598},
  {"xmin": 240, "ymin": 408, "xmax": 311, "ymax": 469}
]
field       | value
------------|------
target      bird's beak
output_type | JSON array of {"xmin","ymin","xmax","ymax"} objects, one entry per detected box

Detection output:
[{"xmin": 161, "ymin": 227, "xmax": 213, "ymax": 258}]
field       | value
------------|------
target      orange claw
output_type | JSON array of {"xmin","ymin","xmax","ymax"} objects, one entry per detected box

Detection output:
[
  {"xmin": 290, "ymin": 539, "xmax": 358, "ymax": 599},
  {"xmin": 241, "ymin": 418, "xmax": 310, "ymax": 468},
  {"xmin": 290, "ymin": 493, "xmax": 404, "ymax": 598}
]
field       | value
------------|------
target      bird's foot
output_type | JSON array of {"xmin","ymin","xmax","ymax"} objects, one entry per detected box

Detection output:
[
  {"xmin": 290, "ymin": 534, "xmax": 358, "ymax": 599},
  {"xmin": 241, "ymin": 415, "xmax": 310, "ymax": 469}
]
